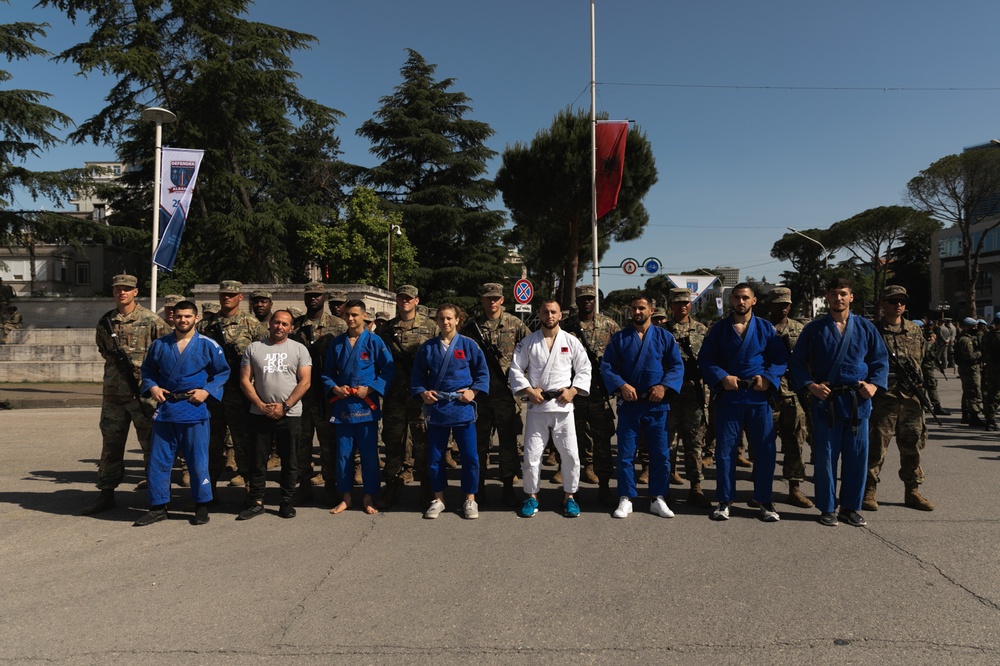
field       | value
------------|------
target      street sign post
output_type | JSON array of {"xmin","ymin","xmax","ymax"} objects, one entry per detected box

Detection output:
[{"xmin": 514, "ymin": 278, "xmax": 534, "ymax": 304}]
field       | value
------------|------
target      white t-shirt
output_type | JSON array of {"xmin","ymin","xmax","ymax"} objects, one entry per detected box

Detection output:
[{"xmin": 241, "ymin": 338, "xmax": 312, "ymax": 417}]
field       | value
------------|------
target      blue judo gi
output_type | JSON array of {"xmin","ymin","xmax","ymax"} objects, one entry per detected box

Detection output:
[
  {"xmin": 789, "ymin": 314, "xmax": 888, "ymax": 513},
  {"xmin": 601, "ymin": 325, "xmax": 684, "ymax": 499},
  {"xmin": 411, "ymin": 334, "xmax": 490, "ymax": 495},
  {"xmin": 322, "ymin": 329, "xmax": 395, "ymax": 496},
  {"xmin": 140, "ymin": 332, "xmax": 230, "ymax": 507},
  {"xmin": 698, "ymin": 315, "xmax": 787, "ymax": 505}
]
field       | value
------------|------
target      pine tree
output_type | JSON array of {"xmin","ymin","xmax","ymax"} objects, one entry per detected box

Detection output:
[{"xmin": 357, "ymin": 49, "xmax": 507, "ymax": 306}]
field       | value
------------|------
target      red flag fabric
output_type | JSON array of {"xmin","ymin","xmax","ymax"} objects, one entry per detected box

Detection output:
[{"xmin": 595, "ymin": 121, "xmax": 629, "ymax": 218}]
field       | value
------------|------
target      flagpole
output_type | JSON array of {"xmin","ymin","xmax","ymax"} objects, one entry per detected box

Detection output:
[
  {"xmin": 590, "ymin": 0, "xmax": 599, "ymax": 310},
  {"xmin": 141, "ymin": 106, "xmax": 177, "ymax": 313}
]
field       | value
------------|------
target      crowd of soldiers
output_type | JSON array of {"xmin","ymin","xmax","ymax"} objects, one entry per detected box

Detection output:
[{"xmin": 77, "ymin": 272, "xmax": 998, "ymax": 523}]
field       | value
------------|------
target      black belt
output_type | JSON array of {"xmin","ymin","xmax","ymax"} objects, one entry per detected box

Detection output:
[
  {"xmin": 164, "ymin": 391, "xmax": 195, "ymax": 402},
  {"xmin": 826, "ymin": 384, "xmax": 860, "ymax": 434},
  {"xmin": 520, "ymin": 389, "xmax": 568, "ymax": 402}
]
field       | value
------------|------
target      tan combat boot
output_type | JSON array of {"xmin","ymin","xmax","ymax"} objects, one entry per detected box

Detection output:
[
  {"xmin": 582, "ymin": 465, "xmax": 599, "ymax": 484},
  {"xmin": 862, "ymin": 482, "xmax": 878, "ymax": 511},
  {"xmin": 670, "ymin": 470, "xmax": 684, "ymax": 486},
  {"xmin": 904, "ymin": 483, "xmax": 934, "ymax": 511},
  {"xmin": 787, "ymin": 480, "xmax": 814, "ymax": 508},
  {"xmin": 688, "ymin": 482, "xmax": 713, "ymax": 509}
]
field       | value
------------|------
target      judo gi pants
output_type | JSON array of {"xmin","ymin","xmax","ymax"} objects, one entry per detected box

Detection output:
[
  {"xmin": 427, "ymin": 423, "xmax": 478, "ymax": 495},
  {"xmin": 522, "ymin": 411, "xmax": 580, "ymax": 495},
  {"xmin": 147, "ymin": 419, "xmax": 211, "ymax": 506},
  {"xmin": 334, "ymin": 422, "xmax": 380, "ymax": 496},
  {"xmin": 715, "ymin": 402, "xmax": 776, "ymax": 504},
  {"xmin": 813, "ymin": 415, "xmax": 869, "ymax": 513},
  {"xmin": 616, "ymin": 409, "xmax": 669, "ymax": 499},
  {"xmin": 248, "ymin": 414, "xmax": 300, "ymax": 505}
]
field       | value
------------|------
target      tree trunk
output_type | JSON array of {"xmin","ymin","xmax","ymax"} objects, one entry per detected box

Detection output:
[{"xmin": 562, "ymin": 214, "xmax": 581, "ymax": 308}]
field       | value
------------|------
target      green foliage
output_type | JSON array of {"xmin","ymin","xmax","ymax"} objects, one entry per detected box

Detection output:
[
  {"xmin": 40, "ymin": 0, "xmax": 348, "ymax": 285},
  {"xmin": 496, "ymin": 107, "xmax": 658, "ymax": 307},
  {"xmin": 297, "ymin": 187, "xmax": 416, "ymax": 289},
  {"xmin": 357, "ymin": 49, "xmax": 507, "ymax": 303}
]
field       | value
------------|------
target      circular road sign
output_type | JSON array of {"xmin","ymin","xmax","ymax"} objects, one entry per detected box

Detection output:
[
  {"xmin": 513, "ymin": 278, "xmax": 534, "ymax": 304},
  {"xmin": 621, "ymin": 258, "xmax": 639, "ymax": 275},
  {"xmin": 643, "ymin": 257, "xmax": 661, "ymax": 274}
]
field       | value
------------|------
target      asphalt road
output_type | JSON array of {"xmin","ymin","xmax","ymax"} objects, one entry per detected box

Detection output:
[{"xmin": 1, "ymin": 377, "xmax": 998, "ymax": 664}]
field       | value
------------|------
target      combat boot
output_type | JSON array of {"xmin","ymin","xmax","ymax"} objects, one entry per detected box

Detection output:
[
  {"xmin": 224, "ymin": 446, "xmax": 237, "ymax": 472},
  {"xmin": 637, "ymin": 465, "xmax": 650, "ymax": 484},
  {"xmin": 701, "ymin": 454, "xmax": 714, "ymax": 468},
  {"xmin": 968, "ymin": 412, "xmax": 985, "ymax": 428},
  {"xmin": 862, "ymin": 482, "xmax": 878, "ymax": 511},
  {"xmin": 228, "ymin": 474, "xmax": 245, "ymax": 488},
  {"xmin": 598, "ymin": 478, "xmax": 617, "ymax": 508},
  {"xmin": 502, "ymin": 477, "xmax": 519, "ymax": 507},
  {"xmin": 444, "ymin": 449, "xmax": 459, "ymax": 469},
  {"xmin": 543, "ymin": 449, "xmax": 558, "ymax": 467},
  {"xmin": 80, "ymin": 489, "xmax": 116, "ymax": 516},
  {"xmin": 688, "ymin": 483, "xmax": 713, "ymax": 509},
  {"xmin": 985, "ymin": 419, "xmax": 998, "ymax": 432},
  {"xmin": 582, "ymin": 465, "xmax": 599, "ymax": 484},
  {"xmin": 736, "ymin": 455, "xmax": 752, "ymax": 468},
  {"xmin": 932, "ymin": 404, "xmax": 951, "ymax": 416},
  {"xmin": 904, "ymin": 483, "xmax": 934, "ymax": 511},
  {"xmin": 670, "ymin": 470, "xmax": 684, "ymax": 486},
  {"xmin": 552, "ymin": 470, "xmax": 563, "ymax": 485},
  {"xmin": 178, "ymin": 469, "xmax": 190, "ymax": 487},
  {"xmin": 787, "ymin": 480, "xmax": 814, "ymax": 508}
]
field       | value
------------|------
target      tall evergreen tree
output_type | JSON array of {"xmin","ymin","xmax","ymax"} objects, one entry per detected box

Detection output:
[
  {"xmin": 357, "ymin": 49, "xmax": 507, "ymax": 305},
  {"xmin": 40, "ymin": 0, "xmax": 347, "ymax": 288},
  {"xmin": 496, "ymin": 107, "xmax": 658, "ymax": 307}
]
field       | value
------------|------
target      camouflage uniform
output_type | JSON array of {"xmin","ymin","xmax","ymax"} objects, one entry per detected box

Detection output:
[
  {"xmin": 196, "ymin": 281, "xmax": 267, "ymax": 487},
  {"xmin": 867, "ymin": 286, "xmax": 933, "ymax": 511},
  {"xmin": 563, "ymin": 289, "xmax": 620, "ymax": 483},
  {"xmin": 94, "ymin": 278, "xmax": 168, "ymax": 491},
  {"xmin": 291, "ymin": 293, "xmax": 347, "ymax": 493},
  {"xmin": 955, "ymin": 321, "xmax": 984, "ymax": 421},
  {"xmin": 462, "ymin": 284, "xmax": 529, "ymax": 485},
  {"xmin": 665, "ymin": 309, "xmax": 708, "ymax": 486},
  {"xmin": 377, "ymin": 289, "xmax": 438, "ymax": 486},
  {"xmin": 980, "ymin": 321, "xmax": 1000, "ymax": 429},
  {"xmin": 921, "ymin": 329, "xmax": 946, "ymax": 412},
  {"xmin": 771, "ymin": 318, "xmax": 808, "ymax": 482}
]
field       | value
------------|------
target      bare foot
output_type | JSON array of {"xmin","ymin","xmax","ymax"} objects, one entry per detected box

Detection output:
[
  {"xmin": 329, "ymin": 501, "xmax": 350, "ymax": 514},
  {"xmin": 363, "ymin": 498, "xmax": 379, "ymax": 515}
]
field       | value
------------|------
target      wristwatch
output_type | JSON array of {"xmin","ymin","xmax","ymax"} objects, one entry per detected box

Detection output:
[{"xmin": 281, "ymin": 402, "xmax": 290, "ymax": 413}]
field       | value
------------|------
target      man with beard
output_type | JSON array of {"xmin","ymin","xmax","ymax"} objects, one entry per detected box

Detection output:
[
  {"xmin": 508, "ymin": 299, "xmax": 592, "ymax": 518},
  {"xmin": 600, "ymin": 295, "xmax": 684, "ymax": 519},
  {"xmin": 699, "ymin": 283, "xmax": 787, "ymax": 522},
  {"xmin": 790, "ymin": 277, "xmax": 888, "ymax": 528},
  {"xmin": 291, "ymin": 281, "xmax": 347, "ymax": 504},
  {"xmin": 134, "ymin": 301, "xmax": 230, "ymax": 526},
  {"xmin": 563, "ymin": 284, "xmax": 620, "ymax": 506}
]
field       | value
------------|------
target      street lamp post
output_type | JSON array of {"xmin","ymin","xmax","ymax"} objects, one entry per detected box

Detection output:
[
  {"xmin": 387, "ymin": 224, "xmax": 401, "ymax": 292},
  {"xmin": 141, "ymin": 106, "xmax": 177, "ymax": 313},
  {"xmin": 787, "ymin": 227, "xmax": 830, "ymax": 318}
]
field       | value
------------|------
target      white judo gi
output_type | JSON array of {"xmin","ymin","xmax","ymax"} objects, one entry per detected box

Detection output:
[{"xmin": 508, "ymin": 328, "xmax": 592, "ymax": 494}]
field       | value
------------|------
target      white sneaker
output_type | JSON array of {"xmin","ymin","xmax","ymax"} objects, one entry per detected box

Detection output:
[
  {"xmin": 463, "ymin": 499, "xmax": 479, "ymax": 520},
  {"xmin": 711, "ymin": 502, "xmax": 730, "ymax": 521},
  {"xmin": 423, "ymin": 499, "xmax": 445, "ymax": 519},
  {"xmin": 759, "ymin": 502, "xmax": 780, "ymax": 522},
  {"xmin": 612, "ymin": 497, "xmax": 633, "ymax": 519},
  {"xmin": 651, "ymin": 496, "xmax": 675, "ymax": 518}
]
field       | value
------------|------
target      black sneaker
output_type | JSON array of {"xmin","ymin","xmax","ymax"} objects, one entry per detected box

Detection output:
[
  {"xmin": 837, "ymin": 510, "xmax": 867, "ymax": 527},
  {"xmin": 133, "ymin": 506, "xmax": 168, "ymax": 527},
  {"xmin": 192, "ymin": 505, "xmax": 210, "ymax": 525},
  {"xmin": 819, "ymin": 512, "xmax": 839, "ymax": 527},
  {"xmin": 236, "ymin": 503, "xmax": 265, "ymax": 521},
  {"xmin": 278, "ymin": 503, "xmax": 296, "ymax": 519}
]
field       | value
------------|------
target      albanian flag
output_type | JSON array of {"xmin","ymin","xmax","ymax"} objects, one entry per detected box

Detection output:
[{"xmin": 595, "ymin": 121, "xmax": 629, "ymax": 218}]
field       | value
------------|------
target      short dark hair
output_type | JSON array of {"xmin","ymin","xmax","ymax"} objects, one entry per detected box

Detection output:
[
  {"xmin": 826, "ymin": 276, "xmax": 853, "ymax": 292},
  {"xmin": 731, "ymin": 282, "xmax": 756, "ymax": 296},
  {"xmin": 343, "ymin": 299, "xmax": 366, "ymax": 313},
  {"xmin": 173, "ymin": 300, "xmax": 197, "ymax": 314},
  {"xmin": 630, "ymin": 294, "xmax": 652, "ymax": 307},
  {"xmin": 537, "ymin": 298, "xmax": 561, "ymax": 311}
]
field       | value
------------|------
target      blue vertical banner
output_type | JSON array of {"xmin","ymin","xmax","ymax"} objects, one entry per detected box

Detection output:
[{"xmin": 153, "ymin": 147, "xmax": 204, "ymax": 271}]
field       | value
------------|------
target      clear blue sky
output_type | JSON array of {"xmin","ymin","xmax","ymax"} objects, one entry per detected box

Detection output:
[{"xmin": 7, "ymin": 1, "xmax": 1000, "ymax": 294}]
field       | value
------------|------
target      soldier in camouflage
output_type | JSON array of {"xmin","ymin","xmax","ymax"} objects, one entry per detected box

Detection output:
[
  {"xmin": 980, "ymin": 315, "xmax": 1000, "ymax": 431},
  {"xmin": 664, "ymin": 288, "xmax": 713, "ymax": 509},
  {"xmin": 250, "ymin": 289, "xmax": 274, "ymax": 326},
  {"xmin": 766, "ymin": 287, "xmax": 813, "ymax": 508},
  {"xmin": 376, "ymin": 285, "xmax": 439, "ymax": 509},
  {"xmin": 865, "ymin": 285, "xmax": 934, "ymax": 512},
  {"xmin": 290, "ymin": 281, "xmax": 348, "ymax": 505},
  {"xmin": 81, "ymin": 274, "xmax": 169, "ymax": 515},
  {"xmin": 916, "ymin": 321, "xmax": 950, "ymax": 417},
  {"xmin": 462, "ymin": 282, "xmax": 530, "ymax": 506},
  {"xmin": 955, "ymin": 317, "xmax": 985, "ymax": 427},
  {"xmin": 196, "ymin": 281, "xmax": 268, "ymax": 498},
  {"xmin": 563, "ymin": 284, "xmax": 620, "ymax": 507}
]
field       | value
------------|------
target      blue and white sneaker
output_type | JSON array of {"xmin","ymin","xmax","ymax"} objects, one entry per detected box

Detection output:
[
  {"xmin": 564, "ymin": 497, "xmax": 581, "ymax": 518},
  {"xmin": 519, "ymin": 496, "xmax": 539, "ymax": 518}
]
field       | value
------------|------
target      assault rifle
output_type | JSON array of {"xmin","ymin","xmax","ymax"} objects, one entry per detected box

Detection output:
[
  {"xmin": 563, "ymin": 320, "xmax": 615, "ymax": 418},
  {"xmin": 207, "ymin": 318, "xmax": 243, "ymax": 368},
  {"xmin": 471, "ymin": 320, "xmax": 509, "ymax": 388},
  {"xmin": 674, "ymin": 334, "xmax": 708, "ymax": 425},
  {"xmin": 100, "ymin": 316, "xmax": 153, "ymax": 418},
  {"xmin": 887, "ymin": 348, "xmax": 942, "ymax": 427}
]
